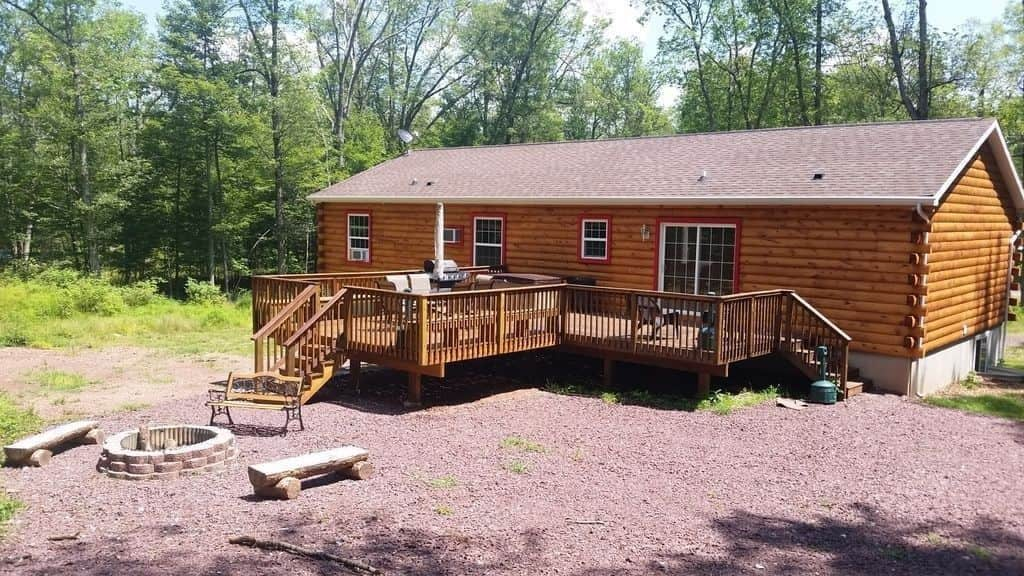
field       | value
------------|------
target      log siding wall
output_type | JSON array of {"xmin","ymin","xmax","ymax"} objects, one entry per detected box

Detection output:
[
  {"xmin": 318, "ymin": 202, "xmax": 928, "ymax": 357},
  {"xmin": 923, "ymin": 147, "xmax": 1018, "ymax": 352}
]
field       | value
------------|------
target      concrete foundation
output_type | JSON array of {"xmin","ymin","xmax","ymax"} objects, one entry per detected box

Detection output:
[{"xmin": 848, "ymin": 322, "xmax": 1006, "ymax": 397}]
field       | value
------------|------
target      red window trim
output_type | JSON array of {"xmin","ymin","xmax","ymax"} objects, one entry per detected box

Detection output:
[
  {"xmin": 578, "ymin": 215, "xmax": 612, "ymax": 264},
  {"xmin": 471, "ymin": 213, "xmax": 507, "ymax": 267},
  {"xmin": 443, "ymin": 224, "xmax": 466, "ymax": 247},
  {"xmin": 345, "ymin": 210, "xmax": 373, "ymax": 266},
  {"xmin": 652, "ymin": 217, "xmax": 742, "ymax": 292}
]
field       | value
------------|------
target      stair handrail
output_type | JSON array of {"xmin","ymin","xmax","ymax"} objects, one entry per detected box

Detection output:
[
  {"xmin": 282, "ymin": 288, "xmax": 348, "ymax": 378},
  {"xmin": 252, "ymin": 284, "xmax": 320, "ymax": 341},
  {"xmin": 252, "ymin": 284, "xmax": 320, "ymax": 372},
  {"xmin": 282, "ymin": 288, "xmax": 347, "ymax": 349},
  {"xmin": 788, "ymin": 292, "xmax": 852, "ymax": 342}
]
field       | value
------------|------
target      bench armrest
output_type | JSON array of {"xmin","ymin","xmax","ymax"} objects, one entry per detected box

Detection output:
[{"xmin": 208, "ymin": 388, "xmax": 227, "ymax": 402}]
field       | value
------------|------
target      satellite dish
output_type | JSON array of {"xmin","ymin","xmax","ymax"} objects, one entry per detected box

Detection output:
[{"xmin": 397, "ymin": 129, "xmax": 415, "ymax": 144}]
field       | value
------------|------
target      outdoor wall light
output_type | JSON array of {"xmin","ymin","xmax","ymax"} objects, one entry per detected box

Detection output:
[{"xmin": 640, "ymin": 224, "xmax": 651, "ymax": 241}]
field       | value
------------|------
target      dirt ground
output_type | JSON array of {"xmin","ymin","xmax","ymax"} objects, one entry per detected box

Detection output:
[
  {"xmin": 0, "ymin": 347, "xmax": 248, "ymax": 420},
  {"xmin": 1, "ymin": 350, "xmax": 1022, "ymax": 576}
]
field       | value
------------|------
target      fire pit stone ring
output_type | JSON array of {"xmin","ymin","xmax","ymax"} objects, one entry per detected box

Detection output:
[{"xmin": 97, "ymin": 424, "xmax": 237, "ymax": 480}]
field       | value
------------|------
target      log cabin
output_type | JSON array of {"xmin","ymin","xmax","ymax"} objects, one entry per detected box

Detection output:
[{"xmin": 300, "ymin": 118, "xmax": 1024, "ymax": 397}]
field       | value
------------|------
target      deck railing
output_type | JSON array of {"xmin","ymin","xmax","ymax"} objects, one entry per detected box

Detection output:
[
  {"xmin": 339, "ymin": 284, "xmax": 851, "ymax": 390},
  {"xmin": 254, "ymin": 277, "xmax": 853, "ymax": 393},
  {"xmin": 252, "ymin": 267, "xmax": 493, "ymax": 330}
]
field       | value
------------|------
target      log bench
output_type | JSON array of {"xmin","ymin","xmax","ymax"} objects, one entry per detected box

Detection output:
[
  {"xmin": 3, "ymin": 420, "xmax": 104, "ymax": 467},
  {"xmin": 248, "ymin": 446, "xmax": 373, "ymax": 500},
  {"xmin": 207, "ymin": 372, "xmax": 304, "ymax": 431}
]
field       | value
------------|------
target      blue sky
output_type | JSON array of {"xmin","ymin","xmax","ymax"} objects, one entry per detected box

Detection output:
[{"xmin": 122, "ymin": 0, "xmax": 1012, "ymax": 37}]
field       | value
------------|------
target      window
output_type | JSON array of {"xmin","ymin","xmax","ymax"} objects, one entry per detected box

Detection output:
[
  {"xmin": 443, "ymin": 226, "xmax": 462, "ymax": 245},
  {"xmin": 347, "ymin": 213, "xmax": 370, "ymax": 263},
  {"xmin": 579, "ymin": 218, "xmax": 610, "ymax": 262},
  {"xmin": 473, "ymin": 216, "xmax": 504, "ymax": 267},
  {"xmin": 660, "ymin": 223, "xmax": 737, "ymax": 295}
]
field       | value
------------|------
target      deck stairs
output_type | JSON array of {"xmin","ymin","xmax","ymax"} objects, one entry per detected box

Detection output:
[{"xmin": 781, "ymin": 339, "xmax": 866, "ymax": 398}]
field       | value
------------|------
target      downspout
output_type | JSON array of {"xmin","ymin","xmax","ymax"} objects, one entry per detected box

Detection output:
[
  {"xmin": 1001, "ymin": 227, "xmax": 1024, "ymax": 366},
  {"xmin": 914, "ymin": 203, "xmax": 932, "ymax": 225}
]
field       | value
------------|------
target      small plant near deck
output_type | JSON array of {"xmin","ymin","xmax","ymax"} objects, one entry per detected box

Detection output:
[
  {"xmin": 504, "ymin": 460, "xmax": 529, "ymax": 474},
  {"xmin": 23, "ymin": 370, "xmax": 95, "ymax": 393},
  {"xmin": 501, "ymin": 436, "xmax": 546, "ymax": 453},
  {"xmin": 697, "ymin": 386, "xmax": 779, "ymax": 415},
  {"xmin": 961, "ymin": 372, "xmax": 980, "ymax": 390},
  {"xmin": 427, "ymin": 475, "xmax": 459, "ymax": 489},
  {"xmin": 599, "ymin": 391, "xmax": 619, "ymax": 404},
  {"xmin": 433, "ymin": 505, "xmax": 454, "ymax": 517}
]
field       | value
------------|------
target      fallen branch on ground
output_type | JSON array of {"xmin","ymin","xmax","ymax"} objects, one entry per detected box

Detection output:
[
  {"xmin": 46, "ymin": 532, "xmax": 80, "ymax": 541},
  {"xmin": 565, "ymin": 519, "xmax": 607, "ymax": 526},
  {"xmin": 228, "ymin": 535, "xmax": 382, "ymax": 575}
]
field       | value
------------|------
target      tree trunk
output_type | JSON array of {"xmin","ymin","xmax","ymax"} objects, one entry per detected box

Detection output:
[
  {"xmin": 813, "ymin": 0, "xmax": 823, "ymax": 125},
  {"xmin": 916, "ymin": 0, "xmax": 929, "ymax": 120},
  {"xmin": 271, "ymin": 0, "xmax": 286, "ymax": 274}
]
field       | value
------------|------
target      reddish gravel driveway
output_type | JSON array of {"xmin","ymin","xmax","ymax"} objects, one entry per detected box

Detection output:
[{"xmin": 2, "ymin": 364, "xmax": 1023, "ymax": 575}]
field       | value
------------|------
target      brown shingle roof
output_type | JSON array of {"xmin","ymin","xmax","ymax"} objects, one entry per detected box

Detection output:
[{"xmin": 309, "ymin": 118, "xmax": 1023, "ymax": 207}]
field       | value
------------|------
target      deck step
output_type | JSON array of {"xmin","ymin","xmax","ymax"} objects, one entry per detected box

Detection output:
[{"xmin": 844, "ymin": 380, "xmax": 865, "ymax": 398}]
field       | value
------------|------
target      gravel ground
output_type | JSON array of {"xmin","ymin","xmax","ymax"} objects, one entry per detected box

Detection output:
[{"xmin": 2, "ymin": 360, "xmax": 1023, "ymax": 576}]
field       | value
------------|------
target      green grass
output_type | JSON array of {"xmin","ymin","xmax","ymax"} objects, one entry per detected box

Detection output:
[
  {"xmin": 1001, "ymin": 344, "xmax": 1024, "ymax": 370},
  {"xmin": 925, "ymin": 394, "xmax": 1024, "ymax": 421},
  {"xmin": 504, "ymin": 459, "xmax": 529, "ymax": 474},
  {"xmin": 0, "ymin": 393, "xmax": 40, "ymax": 534},
  {"xmin": 22, "ymin": 369, "xmax": 95, "ymax": 393},
  {"xmin": 698, "ymin": 386, "xmax": 780, "ymax": 415},
  {"xmin": 546, "ymin": 380, "xmax": 779, "ymax": 414},
  {"xmin": 433, "ymin": 504, "xmax": 454, "ymax": 516},
  {"xmin": 0, "ymin": 275, "xmax": 251, "ymax": 356},
  {"xmin": 500, "ymin": 436, "xmax": 546, "ymax": 453},
  {"xmin": 425, "ymin": 475, "xmax": 458, "ymax": 489}
]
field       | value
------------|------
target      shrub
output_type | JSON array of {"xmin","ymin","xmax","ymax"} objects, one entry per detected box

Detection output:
[
  {"xmin": 185, "ymin": 279, "xmax": 226, "ymax": 305},
  {"xmin": 120, "ymin": 279, "xmax": 160, "ymax": 307},
  {"xmin": 69, "ymin": 279, "xmax": 125, "ymax": 315}
]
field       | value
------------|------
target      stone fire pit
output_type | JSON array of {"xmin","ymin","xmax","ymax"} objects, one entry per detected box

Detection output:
[{"xmin": 97, "ymin": 425, "xmax": 237, "ymax": 480}]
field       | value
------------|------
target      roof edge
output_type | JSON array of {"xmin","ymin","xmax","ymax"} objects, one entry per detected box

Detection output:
[
  {"xmin": 309, "ymin": 195, "xmax": 933, "ymax": 207},
  {"xmin": 931, "ymin": 119, "xmax": 1024, "ymax": 212}
]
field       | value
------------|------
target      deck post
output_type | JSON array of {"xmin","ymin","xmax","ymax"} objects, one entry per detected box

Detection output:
[
  {"xmin": 603, "ymin": 357, "xmax": 615, "ymax": 388},
  {"xmin": 405, "ymin": 372, "xmax": 422, "ymax": 408},
  {"xmin": 697, "ymin": 372, "xmax": 711, "ymax": 398},
  {"xmin": 416, "ymin": 295, "xmax": 429, "ymax": 365},
  {"xmin": 254, "ymin": 338, "xmax": 264, "ymax": 372},
  {"xmin": 350, "ymin": 357, "xmax": 361, "ymax": 390},
  {"xmin": 496, "ymin": 292, "xmax": 507, "ymax": 354}
]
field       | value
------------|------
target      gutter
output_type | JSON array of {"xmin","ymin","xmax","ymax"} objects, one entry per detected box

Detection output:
[{"xmin": 307, "ymin": 195, "xmax": 936, "ymax": 207}]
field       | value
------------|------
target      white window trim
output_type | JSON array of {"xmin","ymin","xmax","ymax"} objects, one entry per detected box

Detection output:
[
  {"xmin": 473, "ymin": 216, "xmax": 504, "ymax": 267},
  {"xmin": 580, "ymin": 218, "xmax": 610, "ymax": 261},
  {"xmin": 347, "ymin": 213, "xmax": 371, "ymax": 263},
  {"xmin": 658, "ymin": 222, "xmax": 737, "ymax": 295},
  {"xmin": 443, "ymin": 227, "xmax": 461, "ymax": 244}
]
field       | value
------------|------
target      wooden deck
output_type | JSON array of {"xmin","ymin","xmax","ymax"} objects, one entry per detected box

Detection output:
[{"xmin": 249, "ymin": 270, "xmax": 851, "ymax": 406}]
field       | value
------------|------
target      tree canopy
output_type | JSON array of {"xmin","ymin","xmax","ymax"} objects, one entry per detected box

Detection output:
[{"xmin": 0, "ymin": 0, "xmax": 1021, "ymax": 285}]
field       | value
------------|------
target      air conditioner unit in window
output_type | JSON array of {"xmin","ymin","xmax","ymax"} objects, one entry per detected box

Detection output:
[{"xmin": 349, "ymin": 248, "xmax": 369, "ymax": 262}]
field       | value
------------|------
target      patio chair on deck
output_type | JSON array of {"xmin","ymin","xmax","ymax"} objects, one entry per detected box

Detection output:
[
  {"xmin": 384, "ymin": 274, "xmax": 410, "ymax": 292},
  {"xmin": 472, "ymin": 274, "xmax": 495, "ymax": 290},
  {"xmin": 408, "ymin": 273, "xmax": 432, "ymax": 294}
]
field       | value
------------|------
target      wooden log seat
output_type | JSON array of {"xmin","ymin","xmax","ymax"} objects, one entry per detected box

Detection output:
[
  {"xmin": 206, "ymin": 372, "xmax": 304, "ymax": 431},
  {"xmin": 247, "ymin": 446, "xmax": 373, "ymax": 500},
  {"xmin": 3, "ymin": 420, "xmax": 104, "ymax": 467}
]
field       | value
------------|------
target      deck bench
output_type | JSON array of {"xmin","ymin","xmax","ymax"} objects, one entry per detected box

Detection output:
[
  {"xmin": 248, "ymin": 445, "xmax": 373, "ymax": 499},
  {"xmin": 207, "ymin": 372, "xmax": 304, "ymax": 431},
  {"xmin": 3, "ymin": 420, "xmax": 104, "ymax": 467}
]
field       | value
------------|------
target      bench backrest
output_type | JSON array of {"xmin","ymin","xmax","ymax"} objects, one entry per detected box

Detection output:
[{"xmin": 226, "ymin": 372, "xmax": 301, "ymax": 403}]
